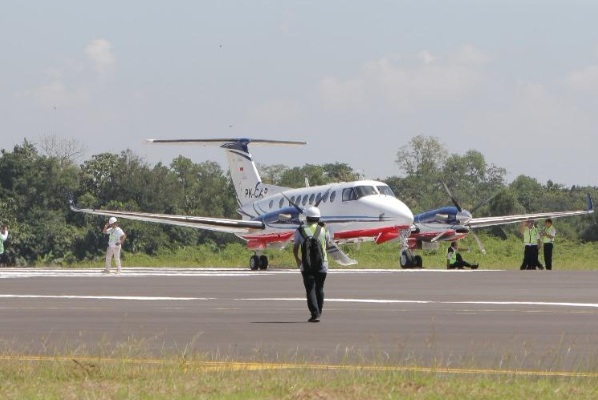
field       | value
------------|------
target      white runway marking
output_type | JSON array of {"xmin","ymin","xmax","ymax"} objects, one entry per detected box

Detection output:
[
  {"xmin": 0, "ymin": 295, "xmax": 213, "ymax": 301},
  {"xmin": 0, "ymin": 267, "xmax": 496, "ymax": 279},
  {"xmin": 237, "ymin": 298, "xmax": 598, "ymax": 309},
  {"xmin": 1, "ymin": 294, "xmax": 596, "ymax": 309}
]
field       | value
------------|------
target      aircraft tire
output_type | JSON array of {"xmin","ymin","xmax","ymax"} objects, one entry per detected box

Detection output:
[
  {"xmin": 259, "ymin": 255, "xmax": 268, "ymax": 270},
  {"xmin": 414, "ymin": 255, "xmax": 423, "ymax": 268},
  {"xmin": 249, "ymin": 255, "xmax": 260, "ymax": 270},
  {"xmin": 400, "ymin": 250, "xmax": 412, "ymax": 269}
]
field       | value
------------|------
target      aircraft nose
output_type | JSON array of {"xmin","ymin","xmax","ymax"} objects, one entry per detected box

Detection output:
[
  {"xmin": 397, "ymin": 201, "xmax": 414, "ymax": 224},
  {"xmin": 379, "ymin": 198, "xmax": 414, "ymax": 225}
]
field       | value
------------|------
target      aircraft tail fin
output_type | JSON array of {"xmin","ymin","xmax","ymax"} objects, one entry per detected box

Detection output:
[{"xmin": 146, "ymin": 138, "xmax": 306, "ymax": 207}]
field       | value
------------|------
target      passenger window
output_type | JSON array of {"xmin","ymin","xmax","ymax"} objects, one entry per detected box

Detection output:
[
  {"xmin": 302, "ymin": 195, "xmax": 308, "ymax": 205},
  {"xmin": 309, "ymin": 194, "xmax": 315, "ymax": 204},
  {"xmin": 322, "ymin": 191, "xmax": 329, "ymax": 203},
  {"xmin": 330, "ymin": 191, "xmax": 336, "ymax": 202},
  {"xmin": 315, "ymin": 193, "xmax": 322, "ymax": 204},
  {"xmin": 269, "ymin": 200, "xmax": 273, "ymax": 209},
  {"xmin": 279, "ymin": 198, "xmax": 284, "ymax": 208}
]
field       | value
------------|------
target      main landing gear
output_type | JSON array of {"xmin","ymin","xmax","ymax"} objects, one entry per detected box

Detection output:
[
  {"xmin": 249, "ymin": 253, "xmax": 269, "ymax": 270},
  {"xmin": 400, "ymin": 249, "xmax": 423, "ymax": 269}
]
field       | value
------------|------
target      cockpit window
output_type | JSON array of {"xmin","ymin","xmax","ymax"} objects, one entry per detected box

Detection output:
[
  {"xmin": 342, "ymin": 185, "xmax": 378, "ymax": 201},
  {"xmin": 376, "ymin": 185, "xmax": 395, "ymax": 196}
]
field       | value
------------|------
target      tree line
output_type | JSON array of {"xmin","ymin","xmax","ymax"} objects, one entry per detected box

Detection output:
[{"xmin": 0, "ymin": 136, "xmax": 596, "ymax": 266}]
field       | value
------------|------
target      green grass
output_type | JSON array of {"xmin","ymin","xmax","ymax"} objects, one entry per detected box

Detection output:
[
  {"xmin": 1, "ymin": 353, "xmax": 597, "ymax": 400},
  {"xmin": 57, "ymin": 234, "xmax": 598, "ymax": 270}
]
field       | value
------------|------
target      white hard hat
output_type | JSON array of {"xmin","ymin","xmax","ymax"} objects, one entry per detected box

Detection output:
[
  {"xmin": 108, "ymin": 217, "xmax": 117, "ymax": 224},
  {"xmin": 304, "ymin": 206, "xmax": 321, "ymax": 219}
]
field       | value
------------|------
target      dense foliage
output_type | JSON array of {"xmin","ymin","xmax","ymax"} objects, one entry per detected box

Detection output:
[{"xmin": 0, "ymin": 136, "xmax": 596, "ymax": 266}]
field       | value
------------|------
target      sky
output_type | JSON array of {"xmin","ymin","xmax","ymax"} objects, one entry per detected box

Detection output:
[{"xmin": 2, "ymin": 0, "xmax": 598, "ymax": 187}]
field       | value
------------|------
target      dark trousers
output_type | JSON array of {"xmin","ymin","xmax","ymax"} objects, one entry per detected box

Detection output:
[
  {"xmin": 302, "ymin": 271, "xmax": 327, "ymax": 317},
  {"xmin": 448, "ymin": 253, "xmax": 473, "ymax": 269},
  {"xmin": 520, "ymin": 245, "xmax": 540, "ymax": 270},
  {"xmin": 543, "ymin": 243, "xmax": 553, "ymax": 270}
]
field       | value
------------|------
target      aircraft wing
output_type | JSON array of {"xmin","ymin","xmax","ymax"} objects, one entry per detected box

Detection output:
[
  {"xmin": 468, "ymin": 193, "xmax": 594, "ymax": 229},
  {"xmin": 69, "ymin": 204, "xmax": 265, "ymax": 234}
]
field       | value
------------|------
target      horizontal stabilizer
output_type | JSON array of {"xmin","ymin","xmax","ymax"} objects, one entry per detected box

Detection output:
[{"xmin": 146, "ymin": 138, "xmax": 307, "ymax": 147}]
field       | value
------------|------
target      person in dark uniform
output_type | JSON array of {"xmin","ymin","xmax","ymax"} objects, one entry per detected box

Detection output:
[
  {"xmin": 520, "ymin": 220, "xmax": 543, "ymax": 270},
  {"xmin": 293, "ymin": 206, "xmax": 331, "ymax": 323}
]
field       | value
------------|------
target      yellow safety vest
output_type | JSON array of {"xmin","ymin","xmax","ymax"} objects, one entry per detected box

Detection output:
[{"xmin": 523, "ymin": 226, "xmax": 538, "ymax": 245}]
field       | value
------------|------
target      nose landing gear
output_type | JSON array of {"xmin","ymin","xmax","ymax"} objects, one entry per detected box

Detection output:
[
  {"xmin": 398, "ymin": 228, "xmax": 423, "ymax": 269},
  {"xmin": 400, "ymin": 249, "xmax": 423, "ymax": 269}
]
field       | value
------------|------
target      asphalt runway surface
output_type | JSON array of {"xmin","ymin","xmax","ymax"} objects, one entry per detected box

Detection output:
[{"xmin": 1, "ymin": 267, "xmax": 598, "ymax": 372}]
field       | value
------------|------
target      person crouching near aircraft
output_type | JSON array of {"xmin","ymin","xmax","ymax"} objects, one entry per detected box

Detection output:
[
  {"xmin": 293, "ymin": 206, "xmax": 331, "ymax": 323},
  {"xmin": 102, "ymin": 217, "xmax": 126, "ymax": 274},
  {"xmin": 446, "ymin": 241, "xmax": 478, "ymax": 269}
]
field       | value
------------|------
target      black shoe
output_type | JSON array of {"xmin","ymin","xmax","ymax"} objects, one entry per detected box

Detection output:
[
  {"xmin": 471, "ymin": 264, "xmax": 479, "ymax": 269},
  {"xmin": 308, "ymin": 315, "xmax": 320, "ymax": 323},
  {"xmin": 537, "ymin": 265, "xmax": 544, "ymax": 270}
]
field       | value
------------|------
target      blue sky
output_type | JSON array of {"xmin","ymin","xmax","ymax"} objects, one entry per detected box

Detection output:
[{"xmin": 2, "ymin": 1, "xmax": 598, "ymax": 186}]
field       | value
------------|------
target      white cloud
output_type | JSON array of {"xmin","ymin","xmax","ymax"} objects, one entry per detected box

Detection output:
[
  {"xmin": 566, "ymin": 65, "xmax": 598, "ymax": 93},
  {"xmin": 564, "ymin": 45, "xmax": 598, "ymax": 94},
  {"xmin": 463, "ymin": 79, "xmax": 594, "ymax": 184},
  {"xmin": 20, "ymin": 38, "xmax": 116, "ymax": 109},
  {"xmin": 318, "ymin": 45, "xmax": 489, "ymax": 113},
  {"xmin": 85, "ymin": 39, "xmax": 116, "ymax": 76},
  {"xmin": 279, "ymin": 10, "xmax": 294, "ymax": 34},
  {"xmin": 20, "ymin": 81, "xmax": 91, "ymax": 108},
  {"xmin": 247, "ymin": 98, "xmax": 302, "ymax": 124}
]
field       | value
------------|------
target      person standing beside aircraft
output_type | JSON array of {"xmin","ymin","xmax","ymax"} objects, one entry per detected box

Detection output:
[
  {"xmin": 0, "ymin": 225, "xmax": 8, "ymax": 267},
  {"xmin": 293, "ymin": 206, "xmax": 331, "ymax": 323},
  {"xmin": 102, "ymin": 217, "xmax": 126, "ymax": 274},
  {"xmin": 541, "ymin": 219, "xmax": 556, "ymax": 270},
  {"xmin": 519, "ymin": 220, "xmax": 543, "ymax": 270},
  {"xmin": 446, "ymin": 241, "xmax": 478, "ymax": 269}
]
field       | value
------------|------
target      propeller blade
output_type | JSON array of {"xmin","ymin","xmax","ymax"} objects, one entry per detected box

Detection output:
[
  {"xmin": 314, "ymin": 187, "xmax": 331, "ymax": 208},
  {"xmin": 441, "ymin": 181, "xmax": 462, "ymax": 212},
  {"xmin": 470, "ymin": 191, "xmax": 501, "ymax": 214},
  {"xmin": 431, "ymin": 231, "xmax": 447, "ymax": 242},
  {"xmin": 280, "ymin": 192, "xmax": 303, "ymax": 214},
  {"xmin": 327, "ymin": 242, "xmax": 357, "ymax": 266},
  {"xmin": 471, "ymin": 231, "xmax": 487, "ymax": 255}
]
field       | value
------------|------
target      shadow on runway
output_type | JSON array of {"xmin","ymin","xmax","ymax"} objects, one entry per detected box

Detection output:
[{"xmin": 251, "ymin": 321, "xmax": 305, "ymax": 324}]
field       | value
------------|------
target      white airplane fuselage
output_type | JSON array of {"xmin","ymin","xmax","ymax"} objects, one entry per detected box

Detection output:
[{"xmin": 239, "ymin": 179, "xmax": 414, "ymax": 249}]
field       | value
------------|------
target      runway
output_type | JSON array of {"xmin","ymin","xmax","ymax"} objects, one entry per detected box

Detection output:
[{"xmin": 1, "ymin": 267, "xmax": 598, "ymax": 372}]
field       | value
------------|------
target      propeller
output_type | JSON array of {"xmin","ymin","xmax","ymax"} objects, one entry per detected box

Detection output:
[
  {"xmin": 441, "ymin": 181, "xmax": 462, "ymax": 212},
  {"xmin": 470, "ymin": 191, "xmax": 500, "ymax": 214},
  {"xmin": 440, "ymin": 181, "xmax": 499, "ymax": 255},
  {"xmin": 471, "ymin": 231, "xmax": 487, "ymax": 255}
]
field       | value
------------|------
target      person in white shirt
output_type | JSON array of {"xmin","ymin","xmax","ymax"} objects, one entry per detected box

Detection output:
[
  {"xmin": 102, "ymin": 217, "xmax": 126, "ymax": 274},
  {"xmin": 541, "ymin": 219, "xmax": 556, "ymax": 270},
  {"xmin": 0, "ymin": 225, "xmax": 8, "ymax": 267}
]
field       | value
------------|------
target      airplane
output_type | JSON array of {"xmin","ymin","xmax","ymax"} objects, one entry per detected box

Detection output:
[
  {"xmin": 397, "ymin": 183, "xmax": 594, "ymax": 268},
  {"xmin": 70, "ymin": 138, "xmax": 415, "ymax": 269}
]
